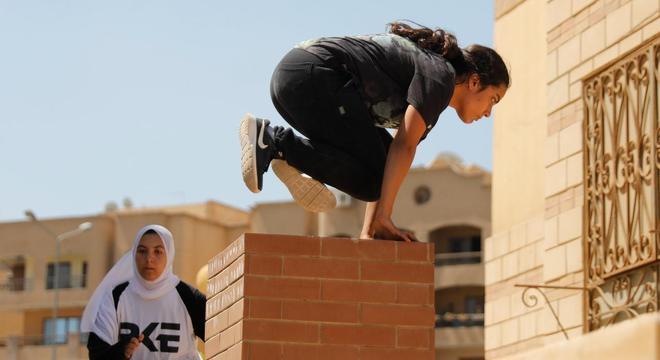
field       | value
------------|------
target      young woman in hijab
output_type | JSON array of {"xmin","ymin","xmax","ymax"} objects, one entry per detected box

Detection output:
[
  {"xmin": 239, "ymin": 21, "xmax": 509, "ymax": 241},
  {"xmin": 81, "ymin": 225, "xmax": 206, "ymax": 360}
]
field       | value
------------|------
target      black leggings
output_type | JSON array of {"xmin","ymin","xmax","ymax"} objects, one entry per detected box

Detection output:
[{"xmin": 270, "ymin": 48, "xmax": 392, "ymax": 202}]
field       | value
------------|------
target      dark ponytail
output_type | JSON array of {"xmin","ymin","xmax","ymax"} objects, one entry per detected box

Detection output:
[{"xmin": 388, "ymin": 21, "xmax": 510, "ymax": 89}]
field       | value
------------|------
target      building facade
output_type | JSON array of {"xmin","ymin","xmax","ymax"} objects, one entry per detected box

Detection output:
[
  {"xmin": 0, "ymin": 201, "xmax": 248, "ymax": 359},
  {"xmin": 487, "ymin": 0, "xmax": 660, "ymax": 358}
]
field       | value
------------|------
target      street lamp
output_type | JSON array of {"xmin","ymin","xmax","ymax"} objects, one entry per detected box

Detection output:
[{"xmin": 25, "ymin": 210, "xmax": 93, "ymax": 360}]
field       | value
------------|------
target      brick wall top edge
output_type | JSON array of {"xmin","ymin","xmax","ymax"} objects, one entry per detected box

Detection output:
[
  {"xmin": 209, "ymin": 234, "xmax": 433, "ymax": 276},
  {"xmin": 208, "ymin": 234, "xmax": 245, "ymax": 278}
]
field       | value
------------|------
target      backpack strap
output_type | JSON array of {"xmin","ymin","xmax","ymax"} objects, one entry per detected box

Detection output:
[
  {"xmin": 112, "ymin": 281, "xmax": 130, "ymax": 310},
  {"xmin": 175, "ymin": 281, "xmax": 206, "ymax": 339}
]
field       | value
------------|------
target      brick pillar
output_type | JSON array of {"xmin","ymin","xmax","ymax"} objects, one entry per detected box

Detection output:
[{"xmin": 204, "ymin": 233, "xmax": 435, "ymax": 360}]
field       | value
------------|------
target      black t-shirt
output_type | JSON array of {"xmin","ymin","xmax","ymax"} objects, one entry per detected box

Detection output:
[{"xmin": 299, "ymin": 33, "xmax": 456, "ymax": 141}]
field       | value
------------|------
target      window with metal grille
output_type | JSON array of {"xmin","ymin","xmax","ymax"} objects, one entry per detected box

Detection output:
[{"xmin": 584, "ymin": 35, "xmax": 660, "ymax": 331}]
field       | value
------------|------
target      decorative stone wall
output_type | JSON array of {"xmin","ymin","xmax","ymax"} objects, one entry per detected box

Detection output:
[{"xmin": 488, "ymin": 0, "xmax": 660, "ymax": 358}]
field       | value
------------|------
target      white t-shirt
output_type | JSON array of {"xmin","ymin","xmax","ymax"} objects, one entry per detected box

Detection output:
[{"xmin": 93, "ymin": 282, "xmax": 200, "ymax": 360}]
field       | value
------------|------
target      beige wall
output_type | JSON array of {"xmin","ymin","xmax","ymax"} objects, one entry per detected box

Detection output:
[
  {"xmin": 0, "ymin": 343, "xmax": 87, "ymax": 360},
  {"xmin": 252, "ymin": 159, "xmax": 491, "ymax": 244},
  {"xmin": 492, "ymin": 0, "xmax": 547, "ymax": 234},
  {"xmin": 0, "ymin": 311, "xmax": 24, "ymax": 338},
  {"xmin": 115, "ymin": 201, "xmax": 250, "ymax": 228},
  {"xmin": 0, "ymin": 217, "xmax": 113, "ymax": 313},
  {"xmin": 437, "ymin": 347, "xmax": 485, "ymax": 360},
  {"xmin": 488, "ymin": 0, "xmax": 660, "ymax": 358},
  {"xmin": 249, "ymin": 202, "xmax": 318, "ymax": 236},
  {"xmin": 395, "ymin": 166, "xmax": 492, "ymax": 241}
]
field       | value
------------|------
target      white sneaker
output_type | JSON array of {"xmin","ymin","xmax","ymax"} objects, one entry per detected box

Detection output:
[
  {"xmin": 271, "ymin": 159, "xmax": 336, "ymax": 213},
  {"xmin": 239, "ymin": 113, "xmax": 277, "ymax": 193}
]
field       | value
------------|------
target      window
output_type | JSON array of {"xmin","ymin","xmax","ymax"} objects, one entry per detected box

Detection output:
[
  {"xmin": 435, "ymin": 287, "xmax": 484, "ymax": 327},
  {"xmin": 414, "ymin": 185, "xmax": 431, "ymax": 205},
  {"xmin": 430, "ymin": 226, "xmax": 482, "ymax": 266},
  {"xmin": 464, "ymin": 295, "xmax": 484, "ymax": 314},
  {"xmin": 584, "ymin": 36, "xmax": 660, "ymax": 331},
  {"xmin": 43, "ymin": 317, "xmax": 80, "ymax": 345},
  {"xmin": 46, "ymin": 262, "xmax": 71, "ymax": 289},
  {"xmin": 0, "ymin": 256, "xmax": 27, "ymax": 291},
  {"xmin": 81, "ymin": 261, "xmax": 88, "ymax": 288},
  {"xmin": 10, "ymin": 262, "xmax": 26, "ymax": 291}
]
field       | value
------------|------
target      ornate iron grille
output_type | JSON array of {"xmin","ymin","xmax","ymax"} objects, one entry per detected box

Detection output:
[{"xmin": 584, "ymin": 35, "xmax": 660, "ymax": 331}]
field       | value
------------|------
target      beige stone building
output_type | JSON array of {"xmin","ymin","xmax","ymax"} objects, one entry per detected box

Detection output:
[
  {"xmin": 0, "ymin": 201, "xmax": 248, "ymax": 359},
  {"xmin": 487, "ymin": 0, "xmax": 660, "ymax": 358},
  {"xmin": 252, "ymin": 154, "xmax": 492, "ymax": 360}
]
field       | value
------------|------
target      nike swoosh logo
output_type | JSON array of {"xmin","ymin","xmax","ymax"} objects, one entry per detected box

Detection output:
[{"xmin": 257, "ymin": 120, "xmax": 269, "ymax": 149}]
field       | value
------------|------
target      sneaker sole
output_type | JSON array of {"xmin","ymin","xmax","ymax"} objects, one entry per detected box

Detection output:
[
  {"xmin": 271, "ymin": 159, "xmax": 337, "ymax": 212},
  {"xmin": 239, "ymin": 113, "xmax": 260, "ymax": 193}
]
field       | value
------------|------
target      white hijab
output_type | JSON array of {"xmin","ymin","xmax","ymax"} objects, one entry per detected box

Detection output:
[{"xmin": 81, "ymin": 224, "xmax": 180, "ymax": 333}]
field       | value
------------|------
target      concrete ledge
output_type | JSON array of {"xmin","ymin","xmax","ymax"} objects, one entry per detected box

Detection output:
[
  {"xmin": 500, "ymin": 313, "xmax": 660, "ymax": 360},
  {"xmin": 436, "ymin": 327, "xmax": 484, "ymax": 349}
]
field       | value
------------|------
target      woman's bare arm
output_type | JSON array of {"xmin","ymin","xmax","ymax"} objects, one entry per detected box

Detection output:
[{"xmin": 362, "ymin": 104, "xmax": 426, "ymax": 241}]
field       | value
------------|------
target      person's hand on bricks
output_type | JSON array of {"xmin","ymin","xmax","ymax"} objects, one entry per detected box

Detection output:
[{"xmin": 369, "ymin": 215, "xmax": 418, "ymax": 242}]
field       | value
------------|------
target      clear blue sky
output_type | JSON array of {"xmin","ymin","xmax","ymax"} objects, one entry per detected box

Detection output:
[{"xmin": 0, "ymin": 1, "xmax": 495, "ymax": 221}]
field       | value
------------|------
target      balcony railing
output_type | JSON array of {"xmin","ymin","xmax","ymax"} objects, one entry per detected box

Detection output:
[
  {"xmin": 434, "ymin": 251, "xmax": 481, "ymax": 266},
  {"xmin": 435, "ymin": 312, "xmax": 484, "ymax": 327},
  {"xmin": 0, "ymin": 278, "xmax": 32, "ymax": 292},
  {"xmin": 45, "ymin": 275, "xmax": 87, "ymax": 290},
  {"xmin": 0, "ymin": 332, "xmax": 88, "ymax": 347},
  {"xmin": 0, "ymin": 335, "xmax": 49, "ymax": 347}
]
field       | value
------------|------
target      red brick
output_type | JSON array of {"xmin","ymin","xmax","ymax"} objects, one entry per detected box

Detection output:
[
  {"xmin": 397, "ymin": 327, "xmax": 433, "ymax": 349},
  {"xmin": 245, "ymin": 233, "xmax": 320, "ymax": 256},
  {"xmin": 207, "ymin": 299, "xmax": 246, "ymax": 340},
  {"xmin": 206, "ymin": 334, "xmax": 221, "ymax": 358},
  {"xmin": 397, "ymin": 284, "xmax": 434, "ymax": 305},
  {"xmin": 361, "ymin": 261, "xmax": 434, "ymax": 283},
  {"xmin": 397, "ymin": 242, "xmax": 432, "ymax": 262},
  {"xmin": 360, "ymin": 347, "xmax": 434, "ymax": 360},
  {"xmin": 243, "ymin": 319, "xmax": 319, "ymax": 343},
  {"xmin": 207, "ymin": 278, "xmax": 244, "ymax": 318},
  {"xmin": 283, "ymin": 257, "xmax": 359, "ymax": 279},
  {"xmin": 244, "ymin": 275, "xmax": 320, "ymax": 299},
  {"xmin": 219, "ymin": 341, "xmax": 245, "ymax": 360},
  {"xmin": 321, "ymin": 280, "xmax": 396, "ymax": 303},
  {"xmin": 208, "ymin": 236, "xmax": 245, "ymax": 278},
  {"xmin": 247, "ymin": 341, "xmax": 282, "ymax": 359},
  {"xmin": 282, "ymin": 344, "xmax": 359, "ymax": 360},
  {"xmin": 206, "ymin": 233, "xmax": 437, "ymax": 360},
  {"xmin": 208, "ymin": 256, "xmax": 245, "ymax": 297},
  {"xmin": 247, "ymin": 298, "xmax": 281, "ymax": 319},
  {"xmin": 320, "ymin": 324, "xmax": 395, "ymax": 347},
  {"xmin": 218, "ymin": 321, "xmax": 243, "ymax": 353},
  {"xmin": 228, "ymin": 299, "xmax": 246, "ymax": 325},
  {"xmin": 282, "ymin": 300, "xmax": 358, "ymax": 323},
  {"xmin": 246, "ymin": 254, "xmax": 282, "ymax": 275},
  {"xmin": 321, "ymin": 238, "xmax": 396, "ymax": 260},
  {"xmin": 361, "ymin": 304, "xmax": 435, "ymax": 326},
  {"xmin": 205, "ymin": 311, "xmax": 227, "ymax": 340}
]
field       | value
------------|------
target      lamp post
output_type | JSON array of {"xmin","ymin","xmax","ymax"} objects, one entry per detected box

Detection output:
[{"xmin": 25, "ymin": 210, "xmax": 93, "ymax": 360}]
